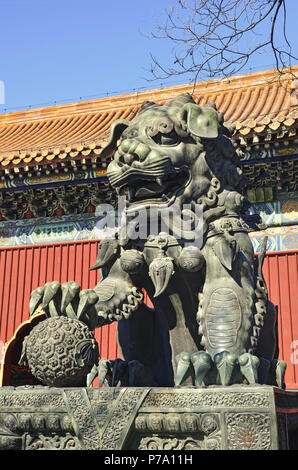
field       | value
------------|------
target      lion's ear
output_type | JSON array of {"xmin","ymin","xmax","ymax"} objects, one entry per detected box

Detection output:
[
  {"xmin": 181, "ymin": 103, "xmax": 219, "ymax": 139},
  {"xmin": 100, "ymin": 119, "xmax": 130, "ymax": 158}
]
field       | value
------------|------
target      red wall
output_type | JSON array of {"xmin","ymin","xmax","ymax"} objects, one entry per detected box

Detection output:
[
  {"xmin": 0, "ymin": 241, "xmax": 297, "ymax": 388},
  {"xmin": 262, "ymin": 251, "xmax": 298, "ymax": 389}
]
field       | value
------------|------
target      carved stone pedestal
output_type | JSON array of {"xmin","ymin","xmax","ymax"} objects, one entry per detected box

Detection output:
[{"xmin": 0, "ymin": 385, "xmax": 297, "ymax": 450}]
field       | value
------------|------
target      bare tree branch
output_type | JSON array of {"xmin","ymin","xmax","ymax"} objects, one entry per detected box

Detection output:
[{"xmin": 147, "ymin": 0, "xmax": 298, "ymax": 83}]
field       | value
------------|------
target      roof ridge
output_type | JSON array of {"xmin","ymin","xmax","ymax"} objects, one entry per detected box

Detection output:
[
  {"xmin": 0, "ymin": 66, "xmax": 297, "ymax": 124},
  {"xmin": 0, "ymin": 66, "xmax": 297, "ymax": 169}
]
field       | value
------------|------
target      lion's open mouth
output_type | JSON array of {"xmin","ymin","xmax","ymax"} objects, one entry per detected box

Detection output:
[{"xmin": 115, "ymin": 168, "xmax": 190, "ymax": 205}]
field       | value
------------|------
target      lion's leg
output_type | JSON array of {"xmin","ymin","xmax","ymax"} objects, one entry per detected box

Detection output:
[
  {"xmin": 198, "ymin": 231, "xmax": 259, "ymax": 385},
  {"xmin": 117, "ymin": 302, "xmax": 174, "ymax": 386}
]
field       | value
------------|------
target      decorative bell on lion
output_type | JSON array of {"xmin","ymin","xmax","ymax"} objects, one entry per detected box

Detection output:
[{"xmin": 149, "ymin": 253, "xmax": 175, "ymax": 298}]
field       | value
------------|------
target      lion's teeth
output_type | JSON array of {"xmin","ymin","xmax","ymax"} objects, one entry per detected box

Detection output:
[
  {"xmin": 156, "ymin": 177, "xmax": 163, "ymax": 186},
  {"xmin": 128, "ymin": 187, "xmax": 135, "ymax": 202}
]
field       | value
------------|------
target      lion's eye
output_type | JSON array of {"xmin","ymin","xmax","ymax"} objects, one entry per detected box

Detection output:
[{"xmin": 121, "ymin": 127, "xmax": 138, "ymax": 140}]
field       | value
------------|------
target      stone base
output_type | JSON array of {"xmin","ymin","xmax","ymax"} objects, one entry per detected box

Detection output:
[{"xmin": 0, "ymin": 385, "xmax": 298, "ymax": 450}]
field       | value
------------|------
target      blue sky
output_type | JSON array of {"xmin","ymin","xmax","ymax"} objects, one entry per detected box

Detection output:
[{"xmin": 0, "ymin": 0, "xmax": 297, "ymax": 113}]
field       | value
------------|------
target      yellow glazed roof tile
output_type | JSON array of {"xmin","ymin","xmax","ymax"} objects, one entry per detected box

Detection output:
[{"xmin": 0, "ymin": 66, "xmax": 297, "ymax": 169}]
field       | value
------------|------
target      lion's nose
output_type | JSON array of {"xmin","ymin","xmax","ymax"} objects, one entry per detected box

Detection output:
[{"xmin": 115, "ymin": 139, "xmax": 151, "ymax": 164}]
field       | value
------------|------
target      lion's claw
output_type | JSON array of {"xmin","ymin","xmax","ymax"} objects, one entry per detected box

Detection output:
[
  {"xmin": 87, "ymin": 358, "xmax": 155, "ymax": 387},
  {"xmin": 77, "ymin": 289, "xmax": 99, "ymax": 330},
  {"xmin": 42, "ymin": 281, "xmax": 61, "ymax": 314},
  {"xmin": 77, "ymin": 289, "xmax": 99, "ymax": 320},
  {"xmin": 61, "ymin": 281, "xmax": 80, "ymax": 315},
  {"xmin": 29, "ymin": 286, "xmax": 45, "ymax": 315},
  {"xmin": 29, "ymin": 276, "xmax": 144, "ymax": 331},
  {"xmin": 174, "ymin": 349, "xmax": 286, "ymax": 388},
  {"xmin": 29, "ymin": 281, "xmax": 100, "ymax": 330},
  {"xmin": 238, "ymin": 352, "xmax": 260, "ymax": 384}
]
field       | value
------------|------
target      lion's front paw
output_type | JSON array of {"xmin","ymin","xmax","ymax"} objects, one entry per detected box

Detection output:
[{"xmin": 174, "ymin": 350, "xmax": 272, "ymax": 387}]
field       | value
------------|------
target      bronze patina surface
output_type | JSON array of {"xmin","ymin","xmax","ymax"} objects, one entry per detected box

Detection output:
[{"xmin": 27, "ymin": 94, "xmax": 285, "ymax": 389}]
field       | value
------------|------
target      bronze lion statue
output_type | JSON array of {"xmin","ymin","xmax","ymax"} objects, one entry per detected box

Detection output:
[{"xmin": 28, "ymin": 93, "xmax": 286, "ymax": 388}]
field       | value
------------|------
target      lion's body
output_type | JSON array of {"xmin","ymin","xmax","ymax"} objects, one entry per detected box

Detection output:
[{"xmin": 29, "ymin": 94, "xmax": 286, "ymax": 388}]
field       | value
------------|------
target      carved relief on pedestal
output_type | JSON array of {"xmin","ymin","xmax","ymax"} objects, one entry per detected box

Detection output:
[
  {"xmin": 0, "ymin": 407, "xmax": 79, "ymax": 450},
  {"xmin": 134, "ymin": 411, "xmax": 221, "ymax": 450},
  {"xmin": 225, "ymin": 413, "xmax": 272, "ymax": 450}
]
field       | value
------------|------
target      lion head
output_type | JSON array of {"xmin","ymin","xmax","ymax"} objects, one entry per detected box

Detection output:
[{"xmin": 101, "ymin": 93, "xmax": 249, "ymax": 241}]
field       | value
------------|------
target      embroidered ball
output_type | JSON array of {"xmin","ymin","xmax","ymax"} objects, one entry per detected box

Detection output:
[{"xmin": 23, "ymin": 316, "xmax": 99, "ymax": 387}]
